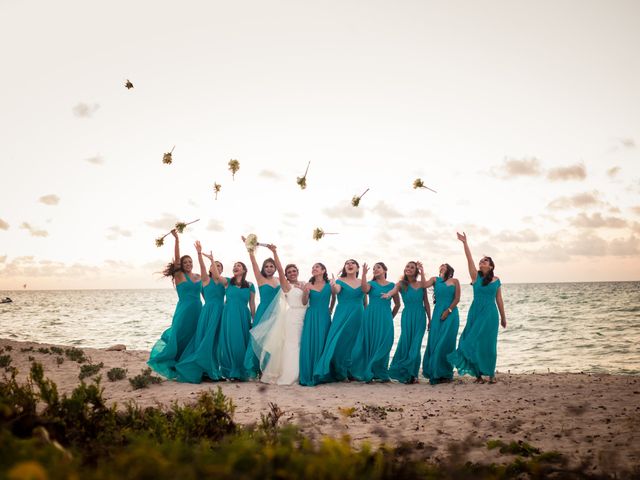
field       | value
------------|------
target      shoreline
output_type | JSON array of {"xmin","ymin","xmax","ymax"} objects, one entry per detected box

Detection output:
[{"xmin": 1, "ymin": 337, "xmax": 639, "ymax": 473}]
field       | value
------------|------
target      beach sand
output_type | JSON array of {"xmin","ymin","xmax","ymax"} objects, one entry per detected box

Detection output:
[{"xmin": 1, "ymin": 338, "xmax": 638, "ymax": 474}]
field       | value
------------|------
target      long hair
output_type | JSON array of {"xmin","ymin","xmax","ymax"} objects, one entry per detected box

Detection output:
[
  {"xmin": 209, "ymin": 261, "xmax": 223, "ymax": 279},
  {"xmin": 309, "ymin": 262, "xmax": 329, "ymax": 284},
  {"xmin": 434, "ymin": 263, "xmax": 455, "ymax": 304},
  {"xmin": 339, "ymin": 259, "xmax": 359, "ymax": 278},
  {"xmin": 162, "ymin": 255, "xmax": 191, "ymax": 283},
  {"xmin": 478, "ymin": 256, "xmax": 495, "ymax": 286},
  {"xmin": 374, "ymin": 262, "xmax": 388, "ymax": 279},
  {"xmin": 260, "ymin": 258, "xmax": 276, "ymax": 278},
  {"xmin": 230, "ymin": 261, "xmax": 250, "ymax": 288},
  {"xmin": 398, "ymin": 261, "xmax": 418, "ymax": 292}
]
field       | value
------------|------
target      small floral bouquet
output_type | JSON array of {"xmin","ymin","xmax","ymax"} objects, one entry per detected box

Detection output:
[
  {"xmin": 351, "ymin": 188, "xmax": 370, "ymax": 207},
  {"xmin": 213, "ymin": 182, "xmax": 221, "ymax": 200},
  {"xmin": 244, "ymin": 233, "xmax": 269, "ymax": 253},
  {"xmin": 154, "ymin": 219, "xmax": 200, "ymax": 247},
  {"xmin": 296, "ymin": 161, "xmax": 310, "ymax": 190},
  {"xmin": 312, "ymin": 227, "xmax": 338, "ymax": 241},
  {"xmin": 125, "ymin": 79, "xmax": 134, "ymax": 89},
  {"xmin": 162, "ymin": 146, "xmax": 175, "ymax": 165},
  {"xmin": 413, "ymin": 178, "xmax": 437, "ymax": 193},
  {"xmin": 228, "ymin": 159, "xmax": 240, "ymax": 180}
]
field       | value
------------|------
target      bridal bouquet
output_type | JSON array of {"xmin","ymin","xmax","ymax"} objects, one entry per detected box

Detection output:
[
  {"xmin": 312, "ymin": 227, "xmax": 338, "ymax": 241},
  {"xmin": 296, "ymin": 161, "xmax": 310, "ymax": 190},
  {"xmin": 213, "ymin": 182, "xmax": 221, "ymax": 200},
  {"xmin": 244, "ymin": 233, "xmax": 269, "ymax": 253},
  {"xmin": 413, "ymin": 178, "xmax": 437, "ymax": 193},
  {"xmin": 162, "ymin": 146, "xmax": 175, "ymax": 165},
  {"xmin": 351, "ymin": 188, "xmax": 370, "ymax": 207},
  {"xmin": 228, "ymin": 159, "xmax": 240, "ymax": 180},
  {"xmin": 155, "ymin": 219, "xmax": 200, "ymax": 247}
]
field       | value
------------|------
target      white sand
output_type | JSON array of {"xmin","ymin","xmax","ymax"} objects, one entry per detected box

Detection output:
[{"xmin": 1, "ymin": 338, "xmax": 638, "ymax": 474}]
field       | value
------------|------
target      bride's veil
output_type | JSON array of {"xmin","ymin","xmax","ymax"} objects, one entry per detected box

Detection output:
[{"xmin": 249, "ymin": 290, "xmax": 289, "ymax": 383}]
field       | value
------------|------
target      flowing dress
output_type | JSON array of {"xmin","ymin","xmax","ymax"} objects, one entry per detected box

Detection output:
[
  {"xmin": 388, "ymin": 285, "xmax": 426, "ymax": 383},
  {"xmin": 350, "ymin": 281, "xmax": 395, "ymax": 382},
  {"xmin": 244, "ymin": 284, "xmax": 280, "ymax": 379},
  {"xmin": 251, "ymin": 286, "xmax": 308, "ymax": 385},
  {"xmin": 313, "ymin": 280, "xmax": 364, "ymax": 384},
  {"xmin": 422, "ymin": 277, "xmax": 459, "ymax": 384},
  {"xmin": 148, "ymin": 273, "xmax": 202, "ymax": 379},
  {"xmin": 218, "ymin": 279, "xmax": 255, "ymax": 380},
  {"xmin": 448, "ymin": 277, "xmax": 501, "ymax": 377},
  {"xmin": 299, "ymin": 282, "xmax": 332, "ymax": 386},
  {"xmin": 175, "ymin": 279, "xmax": 226, "ymax": 383}
]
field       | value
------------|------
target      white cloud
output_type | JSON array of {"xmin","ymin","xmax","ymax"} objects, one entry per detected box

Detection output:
[
  {"xmin": 607, "ymin": 166, "xmax": 621, "ymax": 177},
  {"xmin": 492, "ymin": 156, "xmax": 542, "ymax": 178},
  {"xmin": 207, "ymin": 219, "xmax": 224, "ymax": 232},
  {"xmin": 85, "ymin": 155, "xmax": 104, "ymax": 165},
  {"xmin": 546, "ymin": 164, "xmax": 586, "ymax": 181},
  {"xmin": 322, "ymin": 202, "xmax": 365, "ymax": 219},
  {"xmin": 258, "ymin": 169, "xmax": 281, "ymax": 180},
  {"xmin": 106, "ymin": 226, "xmax": 132, "ymax": 240},
  {"xmin": 20, "ymin": 222, "xmax": 48, "ymax": 237},
  {"xmin": 371, "ymin": 201, "xmax": 403, "ymax": 219},
  {"xmin": 72, "ymin": 102, "xmax": 100, "ymax": 118},
  {"xmin": 547, "ymin": 192, "xmax": 601, "ymax": 210},
  {"xmin": 38, "ymin": 194, "xmax": 60, "ymax": 205},
  {"xmin": 145, "ymin": 213, "xmax": 180, "ymax": 230},
  {"xmin": 570, "ymin": 212, "xmax": 626, "ymax": 229},
  {"xmin": 499, "ymin": 229, "xmax": 540, "ymax": 243}
]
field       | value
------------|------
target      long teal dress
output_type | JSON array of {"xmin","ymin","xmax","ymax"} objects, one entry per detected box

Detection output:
[
  {"xmin": 244, "ymin": 283, "xmax": 280, "ymax": 378},
  {"xmin": 350, "ymin": 281, "xmax": 395, "ymax": 382},
  {"xmin": 448, "ymin": 277, "xmax": 501, "ymax": 377},
  {"xmin": 175, "ymin": 279, "xmax": 226, "ymax": 383},
  {"xmin": 218, "ymin": 279, "xmax": 255, "ymax": 380},
  {"xmin": 313, "ymin": 280, "xmax": 364, "ymax": 384},
  {"xmin": 422, "ymin": 278, "xmax": 459, "ymax": 384},
  {"xmin": 148, "ymin": 273, "xmax": 202, "ymax": 379},
  {"xmin": 299, "ymin": 282, "xmax": 332, "ymax": 386},
  {"xmin": 388, "ymin": 285, "xmax": 427, "ymax": 383}
]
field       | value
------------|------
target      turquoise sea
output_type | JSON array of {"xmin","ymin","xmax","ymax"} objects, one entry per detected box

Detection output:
[{"xmin": 1, "ymin": 282, "xmax": 638, "ymax": 374}]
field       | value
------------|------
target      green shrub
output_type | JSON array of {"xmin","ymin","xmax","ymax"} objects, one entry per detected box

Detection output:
[
  {"xmin": 79, "ymin": 362, "xmax": 104, "ymax": 380},
  {"xmin": 64, "ymin": 347, "xmax": 88, "ymax": 363},
  {"xmin": 50, "ymin": 346, "xmax": 64, "ymax": 355},
  {"xmin": 107, "ymin": 368, "xmax": 127, "ymax": 382},
  {"xmin": 0, "ymin": 355, "xmax": 11, "ymax": 369},
  {"xmin": 129, "ymin": 368, "xmax": 163, "ymax": 390}
]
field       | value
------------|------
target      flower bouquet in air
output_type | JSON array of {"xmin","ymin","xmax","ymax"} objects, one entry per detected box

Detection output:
[
  {"xmin": 154, "ymin": 218, "xmax": 200, "ymax": 247},
  {"xmin": 244, "ymin": 233, "xmax": 270, "ymax": 253},
  {"xmin": 213, "ymin": 182, "xmax": 221, "ymax": 200},
  {"xmin": 296, "ymin": 161, "xmax": 310, "ymax": 190},
  {"xmin": 351, "ymin": 188, "xmax": 370, "ymax": 207},
  {"xmin": 312, "ymin": 227, "xmax": 339, "ymax": 241},
  {"xmin": 228, "ymin": 159, "xmax": 240, "ymax": 180},
  {"xmin": 413, "ymin": 178, "xmax": 437, "ymax": 193},
  {"xmin": 162, "ymin": 146, "xmax": 175, "ymax": 165}
]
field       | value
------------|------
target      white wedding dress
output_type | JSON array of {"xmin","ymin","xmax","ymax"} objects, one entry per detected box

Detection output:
[{"xmin": 250, "ymin": 286, "xmax": 307, "ymax": 385}]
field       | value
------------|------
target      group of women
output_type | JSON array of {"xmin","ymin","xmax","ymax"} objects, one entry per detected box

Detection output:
[{"xmin": 148, "ymin": 230, "xmax": 507, "ymax": 386}]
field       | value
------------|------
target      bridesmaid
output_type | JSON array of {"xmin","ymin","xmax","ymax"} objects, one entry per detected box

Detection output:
[
  {"xmin": 447, "ymin": 232, "xmax": 507, "ymax": 383},
  {"xmin": 215, "ymin": 257, "xmax": 256, "ymax": 381},
  {"xmin": 148, "ymin": 230, "xmax": 202, "ymax": 379},
  {"xmin": 299, "ymin": 262, "xmax": 335, "ymax": 386},
  {"xmin": 386, "ymin": 261, "xmax": 432, "ymax": 384},
  {"xmin": 175, "ymin": 242, "xmax": 226, "ymax": 383},
  {"xmin": 241, "ymin": 237, "xmax": 280, "ymax": 379},
  {"xmin": 350, "ymin": 262, "xmax": 400, "ymax": 382},
  {"xmin": 313, "ymin": 259, "xmax": 365, "ymax": 384},
  {"xmin": 421, "ymin": 263, "xmax": 460, "ymax": 385}
]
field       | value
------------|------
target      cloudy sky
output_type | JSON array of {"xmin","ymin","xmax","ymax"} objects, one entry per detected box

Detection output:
[{"xmin": 1, "ymin": 0, "xmax": 639, "ymax": 289}]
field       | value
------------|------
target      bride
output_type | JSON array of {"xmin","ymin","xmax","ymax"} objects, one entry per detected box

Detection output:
[{"xmin": 250, "ymin": 244, "xmax": 307, "ymax": 385}]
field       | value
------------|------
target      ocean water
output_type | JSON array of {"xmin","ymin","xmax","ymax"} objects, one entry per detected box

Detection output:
[{"xmin": 1, "ymin": 282, "xmax": 639, "ymax": 374}]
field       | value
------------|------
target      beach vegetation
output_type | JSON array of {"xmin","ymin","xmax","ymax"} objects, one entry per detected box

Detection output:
[
  {"xmin": 129, "ymin": 368, "xmax": 163, "ymax": 389},
  {"xmin": 0, "ymin": 354, "xmax": 12, "ymax": 369},
  {"xmin": 107, "ymin": 367, "xmax": 127, "ymax": 381},
  {"xmin": 55, "ymin": 356, "xmax": 64, "ymax": 366},
  {"xmin": 64, "ymin": 347, "xmax": 88, "ymax": 364},
  {"xmin": 78, "ymin": 362, "xmax": 104, "ymax": 380}
]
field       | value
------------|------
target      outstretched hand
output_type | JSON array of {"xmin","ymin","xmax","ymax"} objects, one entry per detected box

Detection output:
[
  {"xmin": 329, "ymin": 273, "xmax": 336, "ymax": 287},
  {"xmin": 194, "ymin": 240, "xmax": 202, "ymax": 254},
  {"xmin": 171, "ymin": 228, "xmax": 178, "ymax": 239},
  {"xmin": 362, "ymin": 263, "xmax": 369, "ymax": 276},
  {"xmin": 266, "ymin": 243, "xmax": 277, "ymax": 253},
  {"xmin": 202, "ymin": 251, "xmax": 213, "ymax": 261},
  {"xmin": 457, "ymin": 231, "xmax": 467, "ymax": 243},
  {"xmin": 303, "ymin": 282, "xmax": 312, "ymax": 294}
]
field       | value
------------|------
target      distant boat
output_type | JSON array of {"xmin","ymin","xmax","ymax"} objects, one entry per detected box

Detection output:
[{"xmin": 1, "ymin": 297, "xmax": 12, "ymax": 304}]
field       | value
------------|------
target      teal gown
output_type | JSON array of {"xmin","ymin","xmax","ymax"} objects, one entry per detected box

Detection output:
[
  {"xmin": 422, "ymin": 278, "xmax": 459, "ymax": 384},
  {"xmin": 174, "ymin": 279, "xmax": 226, "ymax": 383},
  {"xmin": 448, "ymin": 277, "xmax": 501, "ymax": 377},
  {"xmin": 313, "ymin": 280, "xmax": 364, "ymax": 384},
  {"xmin": 299, "ymin": 282, "xmax": 332, "ymax": 386},
  {"xmin": 148, "ymin": 274, "xmax": 202, "ymax": 379},
  {"xmin": 218, "ymin": 279, "xmax": 255, "ymax": 380},
  {"xmin": 388, "ymin": 285, "xmax": 427, "ymax": 383},
  {"xmin": 244, "ymin": 283, "xmax": 280, "ymax": 378},
  {"xmin": 350, "ymin": 281, "xmax": 395, "ymax": 382}
]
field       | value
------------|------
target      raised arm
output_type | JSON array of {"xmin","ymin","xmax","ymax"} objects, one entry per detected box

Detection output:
[
  {"xmin": 360, "ymin": 263, "xmax": 371, "ymax": 293},
  {"xmin": 391, "ymin": 292, "xmax": 401, "ymax": 318},
  {"xmin": 457, "ymin": 232, "xmax": 477, "ymax": 283},
  {"xmin": 496, "ymin": 286, "xmax": 507, "ymax": 328},
  {"xmin": 203, "ymin": 251, "xmax": 228, "ymax": 287},
  {"xmin": 440, "ymin": 279, "xmax": 461, "ymax": 321},
  {"xmin": 381, "ymin": 284, "xmax": 399, "ymax": 299},
  {"xmin": 241, "ymin": 236, "xmax": 266, "ymax": 285},
  {"xmin": 195, "ymin": 241, "xmax": 209, "ymax": 287},
  {"xmin": 267, "ymin": 244, "xmax": 291, "ymax": 292},
  {"xmin": 416, "ymin": 262, "xmax": 428, "ymax": 288},
  {"xmin": 172, "ymin": 229, "xmax": 180, "ymax": 266},
  {"xmin": 423, "ymin": 276, "xmax": 437, "ymax": 288}
]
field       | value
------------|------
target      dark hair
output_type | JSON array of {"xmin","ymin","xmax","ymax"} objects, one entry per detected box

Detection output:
[
  {"xmin": 339, "ymin": 259, "xmax": 360, "ymax": 278},
  {"xmin": 478, "ymin": 256, "xmax": 495, "ymax": 286},
  {"xmin": 230, "ymin": 261, "xmax": 250, "ymax": 288},
  {"xmin": 285, "ymin": 264, "xmax": 299, "ymax": 280},
  {"xmin": 399, "ymin": 261, "xmax": 418, "ymax": 292},
  {"xmin": 162, "ymin": 255, "xmax": 191, "ymax": 283},
  {"xmin": 441, "ymin": 263, "xmax": 454, "ymax": 281},
  {"xmin": 209, "ymin": 261, "xmax": 223, "ymax": 279},
  {"xmin": 309, "ymin": 262, "xmax": 329, "ymax": 284},
  {"xmin": 374, "ymin": 262, "xmax": 388, "ymax": 279},
  {"xmin": 261, "ymin": 258, "xmax": 276, "ymax": 278}
]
